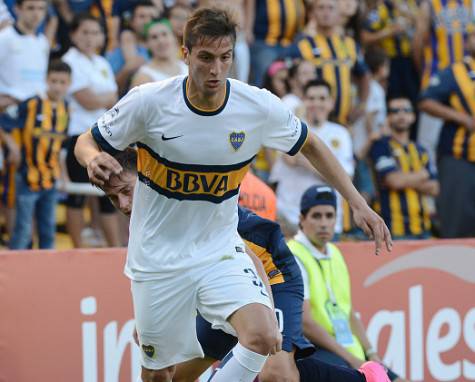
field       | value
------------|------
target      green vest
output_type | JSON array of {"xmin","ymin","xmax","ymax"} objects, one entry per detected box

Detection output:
[{"xmin": 288, "ymin": 239, "xmax": 366, "ymax": 359}]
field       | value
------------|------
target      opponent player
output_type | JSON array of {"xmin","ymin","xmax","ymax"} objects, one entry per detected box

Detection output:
[
  {"xmin": 101, "ymin": 149, "xmax": 391, "ymax": 382},
  {"xmin": 75, "ymin": 7, "xmax": 392, "ymax": 382}
]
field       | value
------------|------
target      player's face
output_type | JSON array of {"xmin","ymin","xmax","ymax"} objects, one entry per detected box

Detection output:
[
  {"xmin": 16, "ymin": 0, "xmax": 47, "ymax": 31},
  {"xmin": 300, "ymin": 205, "xmax": 336, "ymax": 247},
  {"xmin": 304, "ymin": 86, "xmax": 334, "ymax": 125},
  {"xmin": 387, "ymin": 99, "xmax": 415, "ymax": 132},
  {"xmin": 71, "ymin": 20, "xmax": 102, "ymax": 56},
  {"xmin": 296, "ymin": 61, "xmax": 316, "ymax": 88},
  {"xmin": 147, "ymin": 23, "xmax": 177, "ymax": 59},
  {"xmin": 184, "ymin": 36, "xmax": 234, "ymax": 97},
  {"xmin": 131, "ymin": 6, "xmax": 159, "ymax": 36},
  {"xmin": 46, "ymin": 72, "xmax": 71, "ymax": 101},
  {"xmin": 313, "ymin": 0, "xmax": 339, "ymax": 29},
  {"xmin": 102, "ymin": 171, "xmax": 136, "ymax": 216}
]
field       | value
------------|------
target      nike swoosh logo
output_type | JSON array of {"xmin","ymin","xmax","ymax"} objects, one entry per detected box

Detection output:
[{"xmin": 161, "ymin": 134, "xmax": 183, "ymax": 141}]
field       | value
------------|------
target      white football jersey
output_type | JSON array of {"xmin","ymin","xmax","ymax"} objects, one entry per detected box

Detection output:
[{"xmin": 92, "ymin": 75, "xmax": 308, "ymax": 280}]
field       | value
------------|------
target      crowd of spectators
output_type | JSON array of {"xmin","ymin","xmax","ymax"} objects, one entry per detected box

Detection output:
[{"xmin": 0, "ymin": 0, "xmax": 474, "ymax": 250}]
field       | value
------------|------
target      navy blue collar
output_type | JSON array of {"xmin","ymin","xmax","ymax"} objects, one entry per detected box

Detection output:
[
  {"xmin": 182, "ymin": 77, "xmax": 231, "ymax": 116},
  {"xmin": 14, "ymin": 24, "xmax": 40, "ymax": 37}
]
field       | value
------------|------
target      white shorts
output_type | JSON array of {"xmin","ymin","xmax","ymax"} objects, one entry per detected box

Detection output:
[{"xmin": 131, "ymin": 251, "xmax": 272, "ymax": 370}]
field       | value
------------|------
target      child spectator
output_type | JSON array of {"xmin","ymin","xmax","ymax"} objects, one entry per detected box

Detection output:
[
  {"xmin": 9, "ymin": 60, "xmax": 71, "ymax": 249},
  {"xmin": 282, "ymin": 60, "xmax": 316, "ymax": 114}
]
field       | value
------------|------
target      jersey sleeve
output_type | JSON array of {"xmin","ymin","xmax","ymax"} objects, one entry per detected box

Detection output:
[
  {"xmin": 261, "ymin": 91, "xmax": 308, "ymax": 156},
  {"xmin": 91, "ymin": 86, "xmax": 146, "ymax": 154},
  {"xmin": 419, "ymin": 68, "xmax": 457, "ymax": 104},
  {"xmin": 369, "ymin": 139, "xmax": 398, "ymax": 179}
]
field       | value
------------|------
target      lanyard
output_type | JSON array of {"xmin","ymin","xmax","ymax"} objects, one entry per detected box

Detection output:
[{"xmin": 314, "ymin": 257, "xmax": 338, "ymax": 305}]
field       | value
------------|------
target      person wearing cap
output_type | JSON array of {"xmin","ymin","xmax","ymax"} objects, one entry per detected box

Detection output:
[{"xmin": 287, "ymin": 185, "xmax": 405, "ymax": 382}]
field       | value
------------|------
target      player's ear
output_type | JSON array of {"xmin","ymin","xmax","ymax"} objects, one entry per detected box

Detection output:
[{"xmin": 182, "ymin": 46, "xmax": 190, "ymax": 65}]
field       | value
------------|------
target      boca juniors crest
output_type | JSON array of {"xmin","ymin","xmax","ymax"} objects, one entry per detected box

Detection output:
[{"xmin": 229, "ymin": 131, "xmax": 245, "ymax": 151}]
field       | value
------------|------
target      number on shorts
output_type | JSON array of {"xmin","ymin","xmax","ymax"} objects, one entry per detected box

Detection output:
[
  {"xmin": 244, "ymin": 268, "xmax": 269, "ymax": 297},
  {"xmin": 275, "ymin": 308, "xmax": 284, "ymax": 333}
]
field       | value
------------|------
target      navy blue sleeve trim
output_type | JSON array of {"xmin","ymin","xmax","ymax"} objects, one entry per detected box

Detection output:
[
  {"xmin": 91, "ymin": 123, "xmax": 121, "ymax": 155},
  {"xmin": 287, "ymin": 121, "xmax": 308, "ymax": 156}
]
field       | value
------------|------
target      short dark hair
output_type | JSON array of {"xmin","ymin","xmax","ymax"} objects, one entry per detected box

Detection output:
[
  {"xmin": 365, "ymin": 48, "xmax": 388, "ymax": 74},
  {"xmin": 303, "ymin": 78, "xmax": 332, "ymax": 96},
  {"xmin": 183, "ymin": 7, "xmax": 237, "ymax": 51},
  {"xmin": 47, "ymin": 60, "xmax": 72, "ymax": 75},
  {"xmin": 387, "ymin": 94, "xmax": 412, "ymax": 109},
  {"xmin": 132, "ymin": 0, "xmax": 156, "ymax": 17},
  {"xmin": 114, "ymin": 148, "xmax": 137, "ymax": 173},
  {"xmin": 70, "ymin": 13, "xmax": 101, "ymax": 33}
]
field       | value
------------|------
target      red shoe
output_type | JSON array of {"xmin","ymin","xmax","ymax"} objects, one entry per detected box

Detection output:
[{"xmin": 358, "ymin": 361, "xmax": 391, "ymax": 382}]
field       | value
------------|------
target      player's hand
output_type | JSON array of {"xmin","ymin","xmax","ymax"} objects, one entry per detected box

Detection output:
[
  {"xmin": 86, "ymin": 151, "xmax": 122, "ymax": 186},
  {"xmin": 270, "ymin": 330, "xmax": 283, "ymax": 355},
  {"xmin": 368, "ymin": 352, "xmax": 382, "ymax": 363},
  {"xmin": 352, "ymin": 203, "xmax": 392, "ymax": 256},
  {"xmin": 459, "ymin": 113, "xmax": 475, "ymax": 133}
]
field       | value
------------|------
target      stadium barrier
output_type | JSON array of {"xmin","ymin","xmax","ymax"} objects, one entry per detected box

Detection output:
[{"xmin": 0, "ymin": 239, "xmax": 474, "ymax": 382}]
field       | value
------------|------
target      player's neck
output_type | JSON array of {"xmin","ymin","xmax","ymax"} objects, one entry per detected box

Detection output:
[
  {"xmin": 391, "ymin": 129, "xmax": 410, "ymax": 145},
  {"xmin": 186, "ymin": 76, "xmax": 227, "ymax": 111},
  {"xmin": 16, "ymin": 20, "xmax": 36, "ymax": 35},
  {"xmin": 316, "ymin": 25, "xmax": 335, "ymax": 38}
]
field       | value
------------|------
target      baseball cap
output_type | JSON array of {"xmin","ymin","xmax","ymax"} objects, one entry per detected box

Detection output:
[{"xmin": 300, "ymin": 185, "xmax": 337, "ymax": 213}]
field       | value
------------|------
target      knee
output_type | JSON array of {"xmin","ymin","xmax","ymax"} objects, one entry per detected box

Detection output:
[
  {"xmin": 259, "ymin": 368, "xmax": 299, "ymax": 382},
  {"xmin": 141, "ymin": 365, "xmax": 175, "ymax": 382},
  {"xmin": 239, "ymin": 326, "xmax": 280, "ymax": 355}
]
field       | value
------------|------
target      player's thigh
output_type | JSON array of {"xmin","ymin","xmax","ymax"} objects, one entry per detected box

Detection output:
[
  {"xmin": 173, "ymin": 357, "xmax": 216, "ymax": 382},
  {"xmin": 131, "ymin": 276, "xmax": 202, "ymax": 370},
  {"xmin": 260, "ymin": 349, "xmax": 299, "ymax": 382},
  {"xmin": 196, "ymin": 253, "xmax": 275, "ymax": 346}
]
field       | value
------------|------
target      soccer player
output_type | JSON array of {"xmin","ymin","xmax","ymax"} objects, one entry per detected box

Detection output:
[
  {"xmin": 100, "ymin": 150, "xmax": 391, "ymax": 382},
  {"xmin": 75, "ymin": 7, "xmax": 391, "ymax": 382}
]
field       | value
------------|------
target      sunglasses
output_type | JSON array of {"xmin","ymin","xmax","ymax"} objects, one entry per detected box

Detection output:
[{"xmin": 388, "ymin": 107, "xmax": 413, "ymax": 114}]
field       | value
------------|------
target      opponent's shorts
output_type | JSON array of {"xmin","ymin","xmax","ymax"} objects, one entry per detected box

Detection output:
[
  {"xmin": 196, "ymin": 271, "xmax": 314, "ymax": 361},
  {"xmin": 132, "ymin": 250, "xmax": 273, "ymax": 370}
]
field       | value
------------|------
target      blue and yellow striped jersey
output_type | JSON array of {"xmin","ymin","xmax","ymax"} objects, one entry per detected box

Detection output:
[
  {"xmin": 254, "ymin": 0, "xmax": 306, "ymax": 46},
  {"xmin": 238, "ymin": 206, "xmax": 301, "ymax": 285},
  {"xmin": 364, "ymin": 0, "xmax": 418, "ymax": 58},
  {"xmin": 369, "ymin": 136, "xmax": 434, "ymax": 237},
  {"xmin": 16, "ymin": 96, "xmax": 69, "ymax": 191},
  {"xmin": 286, "ymin": 34, "xmax": 368, "ymax": 125},
  {"xmin": 421, "ymin": 0, "xmax": 472, "ymax": 89},
  {"xmin": 420, "ymin": 56, "xmax": 475, "ymax": 162}
]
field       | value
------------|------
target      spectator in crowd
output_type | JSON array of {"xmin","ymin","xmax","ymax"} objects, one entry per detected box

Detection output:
[
  {"xmin": 239, "ymin": 170, "xmax": 277, "ymax": 222},
  {"xmin": 0, "ymin": 0, "xmax": 12, "ymax": 29},
  {"xmin": 337, "ymin": 0, "xmax": 365, "ymax": 40},
  {"xmin": 271, "ymin": 79, "xmax": 354, "ymax": 235},
  {"xmin": 419, "ymin": 26, "xmax": 475, "ymax": 238},
  {"xmin": 106, "ymin": 0, "xmax": 160, "ymax": 94},
  {"xmin": 370, "ymin": 96, "xmax": 438, "ymax": 239},
  {"xmin": 414, "ymin": 0, "xmax": 473, "ymax": 162},
  {"xmin": 9, "ymin": 60, "xmax": 71, "ymax": 249},
  {"xmin": 130, "ymin": 18, "xmax": 187, "ymax": 87},
  {"xmin": 244, "ymin": 0, "xmax": 306, "ymax": 87},
  {"xmin": 287, "ymin": 185, "xmax": 405, "ymax": 382},
  {"xmin": 62, "ymin": 13, "xmax": 121, "ymax": 248},
  {"xmin": 286, "ymin": 0, "xmax": 370, "ymax": 126},
  {"xmin": 0, "ymin": 0, "xmax": 49, "ymax": 241},
  {"xmin": 166, "ymin": 2, "xmax": 191, "ymax": 47},
  {"xmin": 282, "ymin": 59, "xmax": 316, "ymax": 113},
  {"xmin": 352, "ymin": 48, "xmax": 389, "ymax": 203},
  {"xmin": 110, "ymin": 0, "xmax": 164, "ymax": 51},
  {"xmin": 361, "ymin": 0, "xmax": 419, "ymax": 118}
]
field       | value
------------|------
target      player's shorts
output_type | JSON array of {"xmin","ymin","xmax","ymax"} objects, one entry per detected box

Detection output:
[
  {"xmin": 132, "ymin": 250, "xmax": 273, "ymax": 370},
  {"xmin": 196, "ymin": 271, "xmax": 315, "ymax": 361}
]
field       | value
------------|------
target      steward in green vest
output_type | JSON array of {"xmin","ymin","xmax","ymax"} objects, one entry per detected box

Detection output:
[{"xmin": 288, "ymin": 185, "xmax": 403, "ymax": 382}]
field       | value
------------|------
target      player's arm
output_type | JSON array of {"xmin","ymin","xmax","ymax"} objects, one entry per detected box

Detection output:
[
  {"xmin": 300, "ymin": 134, "xmax": 391, "ymax": 255},
  {"xmin": 301, "ymin": 300, "xmax": 363, "ymax": 369}
]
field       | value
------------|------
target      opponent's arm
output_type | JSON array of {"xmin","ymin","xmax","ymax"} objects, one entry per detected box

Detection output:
[{"xmin": 300, "ymin": 134, "xmax": 392, "ymax": 255}]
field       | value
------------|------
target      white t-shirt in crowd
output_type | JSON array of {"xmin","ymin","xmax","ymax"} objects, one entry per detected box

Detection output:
[
  {"xmin": 136, "ymin": 61, "xmax": 188, "ymax": 82},
  {"xmin": 352, "ymin": 79, "xmax": 386, "ymax": 157},
  {"xmin": 0, "ymin": 26, "xmax": 48, "ymax": 100},
  {"xmin": 63, "ymin": 47, "xmax": 118, "ymax": 136},
  {"xmin": 92, "ymin": 75, "xmax": 308, "ymax": 280},
  {"xmin": 270, "ymin": 120, "xmax": 354, "ymax": 233}
]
